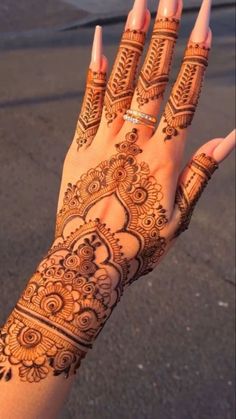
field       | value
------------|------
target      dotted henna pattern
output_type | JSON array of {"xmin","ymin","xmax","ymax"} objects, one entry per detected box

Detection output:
[{"xmin": 0, "ymin": 130, "xmax": 218, "ymax": 382}]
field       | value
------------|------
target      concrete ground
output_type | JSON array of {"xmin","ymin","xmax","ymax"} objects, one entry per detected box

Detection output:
[{"xmin": 0, "ymin": 6, "xmax": 235, "ymax": 419}]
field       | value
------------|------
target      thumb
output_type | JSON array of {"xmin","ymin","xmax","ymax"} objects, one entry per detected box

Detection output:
[{"xmin": 171, "ymin": 129, "xmax": 235, "ymax": 237}]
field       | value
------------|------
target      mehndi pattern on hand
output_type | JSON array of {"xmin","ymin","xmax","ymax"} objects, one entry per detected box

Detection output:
[
  {"xmin": 104, "ymin": 30, "xmax": 146, "ymax": 125},
  {"xmin": 163, "ymin": 42, "xmax": 209, "ymax": 140},
  {"xmin": 76, "ymin": 69, "xmax": 106, "ymax": 150},
  {"xmin": 136, "ymin": 17, "xmax": 179, "ymax": 107}
]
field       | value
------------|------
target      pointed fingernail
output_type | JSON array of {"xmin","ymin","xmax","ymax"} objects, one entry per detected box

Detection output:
[
  {"xmin": 213, "ymin": 129, "xmax": 236, "ymax": 162},
  {"xmin": 158, "ymin": 0, "xmax": 179, "ymax": 17},
  {"xmin": 90, "ymin": 26, "xmax": 102, "ymax": 72},
  {"xmin": 129, "ymin": 0, "xmax": 147, "ymax": 30},
  {"xmin": 191, "ymin": 0, "xmax": 212, "ymax": 44},
  {"xmin": 225, "ymin": 129, "xmax": 236, "ymax": 144},
  {"xmin": 101, "ymin": 55, "xmax": 108, "ymax": 73}
]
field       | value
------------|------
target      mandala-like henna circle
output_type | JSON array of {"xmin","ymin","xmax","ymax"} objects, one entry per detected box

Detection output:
[
  {"xmin": 0, "ymin": 128, "xmax": 169, "ymax": 383},
  {"xmin": 136, "ymin": 18, "xmax": 179, "ymax": 107},
  {"xmin": 163, "ymin": 42, "xmax": 209, "ymax": 140},
  {"xmin": 0, "ymin": 133, "xmax": 217, "ymax": 383},
  {"xmin": 76, "ymin": 69, "xmax": 106, "ymax": 150},
  {"xmin": 175, "ymin": 153, "xmax": 218, "ymax": 236},
  {"xmin": 104, "ymin": 30, "xmax": 146, "ymax": 125}
]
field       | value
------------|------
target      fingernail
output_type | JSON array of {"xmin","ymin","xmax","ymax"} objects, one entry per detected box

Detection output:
[
  {"xmin": 213, "ymin": 129, "xmax": 236, "ymax": 162},
  {"xmin": 158, "ymin": 0, "xmax": 178, "ymax": 17},
  {"xmin": 101, "ymin": 55, "xmax": 108, "ymax": 73},
  {"xmin": 129, "ymin": 0, "xmax": 147, "ymax": 30},
  {"xmin": 191, "ymin": 0, "xmax": 212, "ymax": 44},
  {"xmin": 90, "ymin": 26, "xmax": 102, "ymax": 72}
]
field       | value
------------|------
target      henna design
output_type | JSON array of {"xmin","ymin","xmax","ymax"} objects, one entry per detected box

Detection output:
[
  {"xmin": 0, "ymin": 128, "xmax": 169, "ymax": 382},
  {"xmin": 175, "ymin": 153, "xmax": 218, "ymax": 236},
  {"xmin": 76, "ymin": 69, "xmax": 106, "ymax": 150},
  {"xmin": 163, "ymin": 42, "xmax": 209, "ymax": 140},
  {"xmin": 0, "ymin": 132, "xmax": 219, "ymax": 382},
  {"xmin": 136, "ymin": 18, "xmax": 179, "ymax": 107},
  {"xmin": 104, "ymin": 30, "xmax": 146, "ymax": 125}
]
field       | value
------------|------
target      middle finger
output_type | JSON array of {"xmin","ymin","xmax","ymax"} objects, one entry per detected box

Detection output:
[{"xmin": 123, "ymin": 0, "xmax": 182, "ymax": 137}]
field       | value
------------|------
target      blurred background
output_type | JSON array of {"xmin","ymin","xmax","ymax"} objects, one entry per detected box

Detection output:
[
  {"xmin": 0, "ymin": 0, "xmax": 233, "ymax": 32},
  {"xmin": 0, "ymin": 1, "xmax": 235, "ymax": 419}
]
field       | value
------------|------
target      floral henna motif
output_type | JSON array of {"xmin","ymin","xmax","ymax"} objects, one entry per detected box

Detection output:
[
  {"xmin": 136, "ymin": 18, "xmax": 179, "ymax": 107},
  {"xmin": 104, "ymin": 30, "xmax": 146, "ymax": 125},
  {"xmin": 0, "ymin": 224, "xmax": 124, "ymax": 382},
  {"xmin": 76, "ymin": 69, "xmax": 106, "ymax": 150},
  {"xmin": 0, "ymin": 129, "xmax": 218, "ymax": 382},
  {"xmin": 0, "ymin": 314, "xmax": 86, "ymax": 382},
  {"xmin": 175, "ymin": 153, "xmax": 218, "ymax": 236},
  {"xmin": 163, "ymin": 42, "xmax": 209, "ymax": 140},
  {"xmin": 0, "ymin": 129, "xmax": 169, "ymax": 382}
]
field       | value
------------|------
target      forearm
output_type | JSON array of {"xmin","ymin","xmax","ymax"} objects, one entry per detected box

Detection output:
[
  {"xmin": 0, "ymin": 370, "xmax": 74, "ymax": 419},
  {"xmin": 0, "ymin": 226, "xmax": 123, "ymax": 418}
]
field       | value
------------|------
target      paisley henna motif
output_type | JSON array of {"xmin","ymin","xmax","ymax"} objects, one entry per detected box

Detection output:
[
  {"xmin": 76, "ymin": 69, "xmax": 106, "ymax": 150},
  {"xmin": 175, "ymin": 153, "xmax": 218, "ymax": 236},
  {"xmin": 0, "ymin": 128, "xmax": 219, "ymax": 382},
  {"xmin": 104, "ymin": 30, "xmax": 146, "ymax": 125},
  {"xmin": 0, "ymin": 128, "xmax": 168, "ymax": 382},
  {"xmin": 0, "ymin": 119, "xmax": 219, "ymax": 386},
  {"xmin": 136, "ymin": 18, "xmax": 179, "ymax": 107},
  {"xmin": 163, "ymin": 42, "xmax": 209, "ymax": 140}
]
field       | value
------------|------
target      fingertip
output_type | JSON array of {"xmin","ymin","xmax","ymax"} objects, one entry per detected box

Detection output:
[
  {"xmin": 205, "ymin": 28, "xmax": 212, "ymax": 48},
  {"xmin": 101, "ymin": 55, "xmax": 108, "ymax": 73},
  {"xmin": 194, "ymin": 138, "xmax": 223, "ymax": 158},
  {"xmin": 143, "ymin": 9, "xmax": 151, "ymax": 32},
  {"xmin": 176, "ymin": 0, "xmax": 183, "ymax": 19},
  {"xmin": 126, "ymin": 0, "xmax": 149, "ymax": 31},
  {"xmin": 157, "ymin": 0, "xmax": 182, "ymax": 19}
]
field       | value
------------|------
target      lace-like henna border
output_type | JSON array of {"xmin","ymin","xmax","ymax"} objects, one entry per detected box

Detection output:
[
  {"xmin": 0, "ymin": 129, "xmax": 169, "ymax": 383},
  {"xmin": 136, "ymin": 18, "xmax": 179, "ymax": 107},
  {"xmin": 163, "ymin": 43, "xmax": 209, "ymax": 141},
  {"xmin": 76, "ymin": 69, "xmax": 106, "ymax": 150},
  {"xmin": 104, "ymin": 29, "xmax": 146, "ymax": 125},
  {"xmin": 175, "ymin": 153, "xmax": 218, "ymax": 236}
]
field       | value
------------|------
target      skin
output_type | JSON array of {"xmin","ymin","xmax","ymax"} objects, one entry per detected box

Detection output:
[{"xmin": 0, "ymin": 0, "xmax": 235, "ymax": 418}]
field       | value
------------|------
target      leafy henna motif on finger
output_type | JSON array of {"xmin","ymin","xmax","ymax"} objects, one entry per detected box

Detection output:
[
  {"xmin": 76, "ymin": 69, "xmax": 106, "ymax": 150},
  {"xmin": 136, "ymin": 18, "xmax": 179, "ymax": 107},
  {"xmin": 175, "ymin": 153, "xmax": 218, "ymax": 236},
  {"xmin": 163, "ymin": 42, "xmax": 209, "ymax": 140},
  {"xmin": 104, "ymin": 30, "xmax": 146, "ymax": 125}
]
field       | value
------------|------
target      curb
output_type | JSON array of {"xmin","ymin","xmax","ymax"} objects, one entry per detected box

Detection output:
[{"xmin": 0, "ymin": 2, "xmax": 234, "ymax": 41}]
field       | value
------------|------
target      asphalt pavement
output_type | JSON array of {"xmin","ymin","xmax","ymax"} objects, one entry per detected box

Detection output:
[{"xmin": 0, "ymin": 5, "xmax": 235, "ymax": 419}]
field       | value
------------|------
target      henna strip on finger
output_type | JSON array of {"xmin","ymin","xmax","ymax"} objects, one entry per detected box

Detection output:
[
  {"xmin": 76, "ymin": 69, "xmax": 106, "ymax": 150},
  {"xmin": 163, "ymin": 42, "xmax": 209, "ymax": 141},
  {"xmin": 175, "ymin": 153, "xmax": 218, "ymax": 236},
  {"xmin": 136, "ymin": 17, "xmax": 179, "ymax": 107},
  {"xmin": 104, "ymin": 30, "xmax": 146, "ymax": 125}
]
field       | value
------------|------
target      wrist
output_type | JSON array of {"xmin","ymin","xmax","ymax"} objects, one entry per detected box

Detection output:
[{"xmin": 0, "ymin": 226, "xmax": 123, "ymax": 383}]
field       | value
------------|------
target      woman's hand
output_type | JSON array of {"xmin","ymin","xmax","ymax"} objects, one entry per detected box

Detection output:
[{"xmin": 0, "ymin": 0, "xmax": 235, "ymax": 385}]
